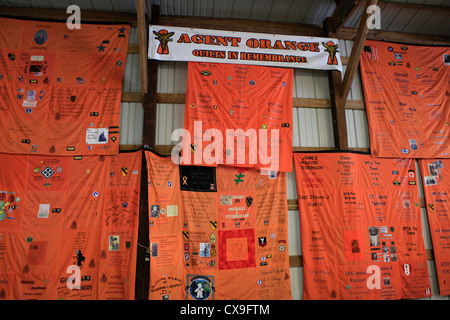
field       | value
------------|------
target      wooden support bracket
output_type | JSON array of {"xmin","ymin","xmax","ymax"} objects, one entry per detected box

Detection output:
[{"xmin": 341, "ymin": 0, "xmax": 378, "ymax": 104}]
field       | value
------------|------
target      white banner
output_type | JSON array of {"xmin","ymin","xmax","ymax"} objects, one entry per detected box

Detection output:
[{"xmin": 148, "ymin": 25, "xmax": 343, "ymax": 71}]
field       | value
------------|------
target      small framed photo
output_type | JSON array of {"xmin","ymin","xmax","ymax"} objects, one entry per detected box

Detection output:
[
  {"xmin": 428, "ymin": 163, "xmax": 438, "ymax": 176},
  {"xmin": 424, "ymin": 176, "xmax": 437, "ymax": 186}
]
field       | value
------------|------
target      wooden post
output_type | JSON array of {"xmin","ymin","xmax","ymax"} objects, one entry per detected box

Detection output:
[
  {"xmin": 326, "ymin": 0, "xmax": 362, "ymax": 35},
  {"xmin": 142, "ymin": 5, "xmax": 159, "ymax": 149},
  {"xmin": 327, "ymin": 68, "xmax": 348, "ymax": 150},
  {"xmin": 324, "ymin": 18, "xmax": 348, "ymax": 150},
  {"xmin": 135, "ymin": 3, "xmax": 159, "ymax": 301},
  {"xmin": 324, "ymin": 0, "xmax": 378, "ymax": 151},
  {"xmin": 136, "ymin": 0, "xmax": 148, "ymax": 96},
  {"xmin": 341, "ymin": 0, "xmax": 378, "ymax": 104}
]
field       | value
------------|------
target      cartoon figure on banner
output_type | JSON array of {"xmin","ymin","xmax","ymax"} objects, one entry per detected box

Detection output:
[
  {"xmin": 323, "ymin": 41, "xmax": 339, "ymax": 65},
  {"xmin": 153, "ymin": 29, "xmax": 174, "ymax": 54}
]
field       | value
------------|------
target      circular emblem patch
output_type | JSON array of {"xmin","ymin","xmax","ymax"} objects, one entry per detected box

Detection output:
[{"xmin": 188, "ymin": 277, "xmax": 212, "ymax": 300}]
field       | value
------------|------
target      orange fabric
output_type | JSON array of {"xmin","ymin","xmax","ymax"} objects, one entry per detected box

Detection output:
[
  {"xmin": 182, "ymin": 62, "xmax": 293, "ymax": 172},
  {"xmin": 146, "ymin": 150, "xmax": 291, "ymax": 300},
  {"xmin": 293, "ymin": 152, "xmax": 431, "ymax": 300},
  {"xmin": 0, "ymin": 17, "xmax": 129, "ymax": 155},
  {"xmin": 360, "ymin": 40, "xmax": 449, "ymax": 158},
  {"xmin": 0, "ymin": 151, "xmax": 141, "ymax": 299},
  {"xmin": 419, "ymin": 159, "xmax": 450, "ymax": 296}
]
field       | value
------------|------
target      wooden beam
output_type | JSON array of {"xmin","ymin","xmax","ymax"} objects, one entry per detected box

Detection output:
[
  {"xmin": 121, "ymin": 92, "xmax": 366, "ymax": 110},
  {"xmin": 293, "ymin": 98, "xmax": 333, "ymax": 109},
  {"xmin": 0, "ymin": 6, "xmax": 137, "ymax": 25},
  {"xmin": 144, "ymin": 0, "xmax": 152, "ymax": 25},
  {"xmin": 127, "ymin": 44, "xmax": 139, "ymax": 54},
  {"xmin": 345, "ymin": 100, "xmax": 365, "ymax": 110},
  {"xmin": 153, "ymin": 144, "xmax": 175, "ymax": 155},
  {"xmin": 121, "ymin": 145, "xmax": 370, "ymax": 156},
  {"xmin": 119, "ymin": 144, "xmax": 143, "ymax": 151},
  {"xmin": 157, "ymin": 93, "xmax": 186, "ymax": 104},
  {"xmin": 293, "ymin": 146, "xmax": 369, "ymax": 153},
  {"xmin": 289, "ymin": 255, "xmax": 303, "ymax": 268},
  {"xmin": 328, "ymin": 69, "xmax": 348, "ymax": 150},
  {"xmin": 293, "ymin": 97, "xmax": 365, "ymax": 110},
  {"xmin": 136, "ymin": 0, "xmax": 148, "ymax": 96},
  {"xmin": 157, "ymin": 14, "xmax": 324, "ymax": 37},
  {"xmin": 325, "ymin": 0, "xmax": 363, "ymax": 34},
  {"xmin": 1, "ymin": 6, "xmax": 447, "ymax": 46},
  {"xmin": 378, "ymin": 0, "xmax": 450, "ymax": 13},
  {"xmin": 121, "ymin": 92, "xmax": 142, "ymax": 103},
  {"xmin": 2, "ymin": 5, "xmax": 447, "ymax": 50},
  {"xmin": 336, "ymin": 27, "xmax": 450, "ymax": 46},
  {"xmin": 341, "ymin": 0, "xmax": 378, "ymax": 104}
]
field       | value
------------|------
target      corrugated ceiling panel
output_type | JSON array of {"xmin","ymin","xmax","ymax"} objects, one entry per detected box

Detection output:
[
  {"xmin": 156, "ymin": 61, "xmax": 186, "ymax": 145},
  {"xmin": 301, "ymin": 0, "xmax": 331, "ymax": 25},
  {"xmin": 267, "ymin": 0, "xmax": 292, "ymax": 21},
  {"xmin": 1, "ymin": 0, "xmax": 136, "ymax": 11},
  {"xmin": 211, "ymin": 0, "xmax": 234, "ymax": 18},
  {"xmin": 120, "ymin": 26, "xmax": 143, "ymax": 146},
  {"xmin": 288, "ymin": 210, "xmax": 302, "ymax": 255},
  {"xmin": 2, "ymin": 0, "xmax": 448, "ymax": 37},
  {"xmin": 386, "ymin": 7, "xmax": 421, "ymax": 31},
  {"xmin": 401, "ymin": 8, "xmax": 436, "ymax": 34},
  {"xmin": 415, "ymin": 10, "xmax": 449, "ymax": 35},
  {"xmin": 110, "ymin": 0, "xmax": 136, "ymax": 12},
  {"xmin": 123, "ymin": 54, "xmax": 141, "ymax": 92},
  {"xmin": 427, "ymin": 260, "xmax": 448, "ymax": 300},
  {"xmin": 151, "ymin": 0, "xmax": 337, "ymax": 25},
  {"xmin": 120, "ymin": 102, "xmax": 144, "ymax": 145},
  {"xmin": 289, "ymin": 266, "xmax": 303, "ymax": 300},
  {"xmin": 343, "ymin": 1, "xmax": 450, "ymax": 36},
  {"xmin": 289, "ymin": 208, "xmax": 303, "ymax": 300},
  {"xmin": 287, "ymin": 169, "xmax": 297, "ymax": 199},
  {"xmin": 22, "ymin": 0, "xmax": 52, "ymax": 8},
  {"xmin": 120, "ymin": 52, "xmax": 144, "ymax": 146},
  {"xmin": 249, "ymin": 0, "xmax": 274, "ymax": 21},
  {"xmin": 50, "ymin": 0, "xmax": 92, "ymax": 10},
  {"xmin": 293, "ymin": 69, "xmax": 334, "ymax": 149}
]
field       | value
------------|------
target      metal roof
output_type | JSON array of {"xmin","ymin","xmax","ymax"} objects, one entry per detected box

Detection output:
[{"xmin": 0, "ymin": 0, "xmax": 448, "ymax": 36}]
